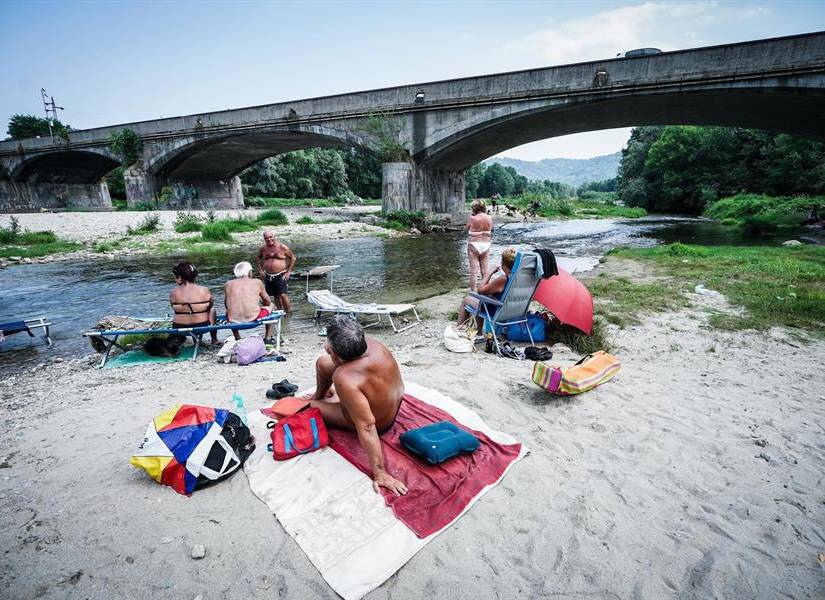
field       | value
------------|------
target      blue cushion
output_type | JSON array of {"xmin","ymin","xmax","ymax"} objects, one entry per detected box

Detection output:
[{"xmin": 400, "ymin": 421, "xmax": 480, "ymax": 464}]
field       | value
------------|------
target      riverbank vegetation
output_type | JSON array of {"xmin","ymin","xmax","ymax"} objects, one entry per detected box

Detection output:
[
  {"xmin": 616, "ymin": 126, "xmax": 825, "ymax": 215},
  {"xmin": 485, "ymin": 191, "xmax": 646, "ymax": 220},
  {"xmin": 703, "ymin": 194, "xmax": 824, "ymax": 232},
  {"xmin": 603, "ymin": 243, "xmax": 825, "ymax": 335},
  {"xmin": 0, "ymin": 216, "xmax": 80, "ymax": 258}
]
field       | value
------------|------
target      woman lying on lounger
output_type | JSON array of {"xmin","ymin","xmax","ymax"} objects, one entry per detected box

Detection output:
[{"xmin": 169, "ymin": 261, "xmax": 218, "ymax": 345}]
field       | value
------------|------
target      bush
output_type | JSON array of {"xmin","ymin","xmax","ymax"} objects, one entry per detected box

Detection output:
[
  {"xmin": 296, "ymin": 216, "xmax": 315, "ymax": 224},
  {"xmin": 127, "ymin": 214, "xmax": 160, "ymax": 236},
  {"xmin": 705, "ymin": 193, "xmax": 824, "ymax": 225},
  {"xmin": 0, "ymin": 216, "xmax": 21, "ymax": 243},
  {"xmin": 93, "ymin": 241, "xmax": 116, "ymax": 253},
  {"xmin": 200, "ymin": 221, "xmax": 234, "ymax": 242},
  {"xmin": 742, "ymin": 214, "xmax": 779, "ymax": 235},
  {"xmin": 244, "ymin": 196, "xmax": 266, "ymax": 207},
  {"xmin": 662, "ymin": 242, "xmax": 711, "ymax": 257},
  {"xmin": 0, "ymin": 218, "xmax": 58, "ymax": 245},
  {"xmin": 255, "ymin": 208, "xmax": 288, "ymax": 226},
  {"xmin": 174, "ymin": 212, "xmax": 204, "ymax": 233},
  {"xmin": 382, "ymin": 210, "xmax": 427, "ymax": 230},
  {"xmin": 720, "ymin": 217, "xmax": 739, "ymax": 227}
]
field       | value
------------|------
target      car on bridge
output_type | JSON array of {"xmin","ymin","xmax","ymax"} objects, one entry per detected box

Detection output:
[{"xmin": 616, "ymin": 47, "xmax": 662, "ymax": 58}]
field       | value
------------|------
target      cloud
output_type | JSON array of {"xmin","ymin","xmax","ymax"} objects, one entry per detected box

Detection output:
[{"xmin": 510, "ymin": 1, "xmax": 762, "ymax": 65}]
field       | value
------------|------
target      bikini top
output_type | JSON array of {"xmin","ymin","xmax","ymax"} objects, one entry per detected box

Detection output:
[
  {"xmin": 468, "ymin": 230, "xmax": 492, "ymax": 236},
  {"xmin": 171, "ymin": 298, "xmax": 213, "ymax": 315}
]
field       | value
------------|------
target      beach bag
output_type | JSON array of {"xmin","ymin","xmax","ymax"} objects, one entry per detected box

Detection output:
[
  {"xmin": 130, "ymin": 404, "xmax": 255, "ymax": 496},
  {"xmin": 268, "ymin": 407, "xmax": 329, "ymax": 461},
  {"xmin": 532, "ymin": 350, "xmax": 621, "ymax": 396},
  {"xmin": 234, "ymin": 335, "xmax": 266, "ymax": 365},
  {"xmin": 443, "ymin": 324, "xmax": 474, "ymax": 353},
  {"xmin": 500, "ymin": 313, "xmax": 546, "ymax": 342}
]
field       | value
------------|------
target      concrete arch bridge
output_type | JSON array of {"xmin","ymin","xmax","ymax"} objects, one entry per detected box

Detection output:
[{"xmin": 1, "ymin": 31, "xmax": 823, "ymax": 215}]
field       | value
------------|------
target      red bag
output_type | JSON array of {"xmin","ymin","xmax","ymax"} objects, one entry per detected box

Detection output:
[{"xmin": 267, "ymin": 407, "xmax": 329, "ymax": 461}]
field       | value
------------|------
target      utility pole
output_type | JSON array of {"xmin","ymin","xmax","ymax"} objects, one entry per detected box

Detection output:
[{"xmin": 40, "ymin": 88, "xmax": 64, "ymax": 141}]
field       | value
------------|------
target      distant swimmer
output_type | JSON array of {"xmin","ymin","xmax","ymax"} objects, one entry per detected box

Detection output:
[{"xmin": 256, "ymin": 230, "xmax": 296, "ymax": 314}]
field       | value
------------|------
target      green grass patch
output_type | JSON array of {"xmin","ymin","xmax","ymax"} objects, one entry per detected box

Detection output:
[
  {"xmin": 93, "ymin": 240, "xmax": 121, "ymax": 253},
  {"xmin": 296, "ymin": 215, "xmax": 315, "ymax": 225},
  {"xmin": 0, "ymin": 217, "xmax": 80, "ymax": 258},
  {"xmin": 255, "ymin": 208, "xmax": 288, "ymax": 226},
  {"xmin": 381, "ymin": 210, "xmax": 426, "ymax": 231},
  {"xmin": 610, "ymin": 243, "xmax": 825, "ymax": 334},
  {"xmin": 499, "ymin": 192, "xmax": 646, "ymax": 220},
  {"xmin": 200, "ymin": 221, "xmax": 235, "ymax": 242},
  {"xmin": 0, "ymin": 241, "xmax": 81, "ymax": 259},
  {"xmin": 704, "ymin": 194, "xmax": 823, "ymax": 228},
  {"xmin": 126, "ymin": 214, "xmax": 160, "ymax": 236},
  {"xmin": 583, "ymin": 272, "xmax": 690, "ymax": 328},
  {"xmin": 547, "ymin": 319, "xmax": 613, "ymax": 354},
  {"xmin": 174, "ymin": 212, "xmax": 204, "ymax": 233}
]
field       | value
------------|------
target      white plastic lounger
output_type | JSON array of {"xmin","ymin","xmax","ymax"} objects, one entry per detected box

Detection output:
[{"xmin": 303, "ymin": 265, "xmax": 421, "ymax": 334}]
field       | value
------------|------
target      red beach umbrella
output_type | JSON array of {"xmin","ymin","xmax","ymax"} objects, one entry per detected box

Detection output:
[{"xmin": 532, "ymin": 268, "xmax": 594, "ymax": 335}]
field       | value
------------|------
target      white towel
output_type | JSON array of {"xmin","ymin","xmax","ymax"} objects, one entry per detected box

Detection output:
[{"xmin": 244, "ymin": 382, "xmax": 528, "ymax": 600}]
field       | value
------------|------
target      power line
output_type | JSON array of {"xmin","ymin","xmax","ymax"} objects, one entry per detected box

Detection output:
[{"xmin": 40, "ymin": 88, "xmax": 64, "ymax": 141}]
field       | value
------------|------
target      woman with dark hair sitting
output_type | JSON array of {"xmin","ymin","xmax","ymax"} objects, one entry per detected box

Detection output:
[{"xmin": 169, "ymin": 261, "xmax": 218, "ymax": 344}]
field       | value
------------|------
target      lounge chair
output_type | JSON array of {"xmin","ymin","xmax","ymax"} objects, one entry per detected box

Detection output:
[
  {"xmin": 0, "ymin": 316, "xmax": 53, "ymax": 347},
  {"xmin": 303, "ymin": 265, "xmax": 421, "ymax": 333},
  {"xmin": 464, "ymin": 251, "xmax": 541, "ymax": 354},
  {"xmin": 83, "ymin": 312, "xmax": 285, "ymax": 368}
]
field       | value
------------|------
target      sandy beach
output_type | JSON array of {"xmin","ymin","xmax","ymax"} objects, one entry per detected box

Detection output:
[{"xmin": 2, "ymin": 257, "xmax": 824, "ymax": 599}]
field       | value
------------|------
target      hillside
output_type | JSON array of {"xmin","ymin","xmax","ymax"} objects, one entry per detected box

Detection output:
[{"xmin": 486, "ymin": 152, "xmax": 620, "ymax": 186}]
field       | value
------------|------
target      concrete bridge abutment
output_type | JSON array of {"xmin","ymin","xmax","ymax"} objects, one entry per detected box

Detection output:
[
  {"xmin": 124, "ymin": 164, "xmax": 243, "ymax": 210},
  {"xmin": 382, "ymin": 162, "xmax": 467, "ymax": 221},
  {"xmin": 0, "ymin": 180, "xmax": 112, "ymax": 212}
]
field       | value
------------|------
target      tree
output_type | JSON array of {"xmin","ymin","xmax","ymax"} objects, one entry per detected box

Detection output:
[
  {"xmin": 464, "ymin": 163, "xmax": 486, "ymax": 198},
  {"xmin": 7, "ymin": 114, "xmax": 71, "ymax": 140},
  {"xmin": 341, "ymin": 147, "xmax": 382, "ymax": 198},
  {"xmin": 479, "ymin": 162, "xmax": 515, "ymax": 197}
]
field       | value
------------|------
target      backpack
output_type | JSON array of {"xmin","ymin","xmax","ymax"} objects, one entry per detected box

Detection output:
[
  {"xmin": 499, "ymin": 312, "xmax": 546, "ymax": 343},
  {"xmin": 532, "ymin": 350, "xmax": 621, "ymax": 395}
]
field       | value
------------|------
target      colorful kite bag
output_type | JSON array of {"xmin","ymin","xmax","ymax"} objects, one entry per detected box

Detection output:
[
  {"xmin": 268, "ymin": 407, "xmax": 329, "ymax": 460},
  {"xmin": 130, "ymin": 404, "xmax": 255, "ymax": 495},
  {"xmin": 532, "ymin": 350, "xmax": 621, "ymax": 395}
]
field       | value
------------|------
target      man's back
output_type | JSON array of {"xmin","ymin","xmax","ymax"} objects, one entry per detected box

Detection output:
[
  {"xmin": 224, "ymin": 277, "xmax": 266, "ymax": 322},
  {"xmin": 335, "ymin": 338, "xmax": 404, "ymax": 426}
]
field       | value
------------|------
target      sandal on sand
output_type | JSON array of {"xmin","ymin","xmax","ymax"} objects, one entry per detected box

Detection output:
[{"xmin": 266, "ymin": 379, "xmax": 299, "ymax": 400}]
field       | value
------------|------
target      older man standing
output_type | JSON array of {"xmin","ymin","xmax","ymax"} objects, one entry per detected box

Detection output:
[
  {"xmin": 256, "ymin": 230, "xmax": 296, "ymax": 314},
  {"xmin": 309, "ymin": 314, "xmax": 408, "ymax": 496}
]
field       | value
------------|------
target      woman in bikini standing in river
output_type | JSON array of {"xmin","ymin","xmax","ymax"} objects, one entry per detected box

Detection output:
[{"xmin": 464, "ymin": 199, "xmax": 493, "ymax": 292}]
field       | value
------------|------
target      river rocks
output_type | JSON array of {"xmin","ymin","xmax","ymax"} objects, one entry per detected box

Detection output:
[
  {"xmin": 782, "ymin": 240, "xmax": 802, "ymax": 246},
  {"xmin": 190, "ymin": 544, "xmax": 206, "ymax": 559},
  {"xmin": 87, "ymin": 315, "xmax": 171, "ymax": 353}
]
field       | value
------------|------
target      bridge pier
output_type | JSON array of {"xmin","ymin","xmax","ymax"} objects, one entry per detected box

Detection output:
[
  {"xmin": 382, "ymin": 162, "xmax": 466, "ymax": 220},
  {"xmin": 125, "ymin": 164, "xmax": 243, "ymax": 209},
  {"xmin": 0, "ymin": 180, "xmax": 112, "ymax": 212}
]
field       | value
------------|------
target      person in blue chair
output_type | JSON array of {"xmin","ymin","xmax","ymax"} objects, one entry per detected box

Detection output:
[
  {"xmin": 457, "ymin": 247, "xmax": 516, "ymax": 342},
  {"xmin": 307, "ymin": 314, "xmax": 408, "ymax": 496}
]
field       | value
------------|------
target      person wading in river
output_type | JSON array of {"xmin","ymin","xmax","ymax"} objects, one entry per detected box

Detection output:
[{"xmin": 256, "ymin": 230, "xmax": 296, "ymax": 314}]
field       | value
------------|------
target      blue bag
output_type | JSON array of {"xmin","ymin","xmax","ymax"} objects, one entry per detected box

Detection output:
[
  {"xmin": 400, "ymin": 421, "xmax": 480, "ymax": 464},
  {"xmin": 500, "ymin": 312, "xmax": 546, "ymax": 342}
]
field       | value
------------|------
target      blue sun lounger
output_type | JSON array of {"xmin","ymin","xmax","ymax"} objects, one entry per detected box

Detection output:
[
  {"xmin": 0, "ymin": 316, "xmax": 53, "ymax": 347},
  {"xmin": 83, "ymin": 312, "xmax": 284, "ymax": 368}
]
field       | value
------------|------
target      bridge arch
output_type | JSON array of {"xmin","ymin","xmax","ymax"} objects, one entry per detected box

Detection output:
[
  {"xmin": 11, "ymin": 149, "xmax": 121, "ymax": 184},
  {"xmin": 417, "ymin": 86, "xmax": 825, "ymax": 170},
  {"xmin": 146, "ymin": 124, "xmax": 375, "ymax": 179}
]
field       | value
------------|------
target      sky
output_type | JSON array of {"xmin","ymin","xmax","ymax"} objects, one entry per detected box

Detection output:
[{"xmin": 1, "ymin": 1, "xmax": 823, "ymax": 161}]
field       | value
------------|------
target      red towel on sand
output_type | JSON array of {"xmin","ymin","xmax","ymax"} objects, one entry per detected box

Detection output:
[{"xmin": 328, "ymin": 393, "xmax": 522, "ymax": 538}]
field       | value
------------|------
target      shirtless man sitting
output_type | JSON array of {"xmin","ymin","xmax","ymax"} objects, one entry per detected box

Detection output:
[
  {"xmin": 256, "ymin": 230, "xmax": 296, "ymax": 313},
  {"xmin": 308, "ymin": 314, "xmax": 408, "ymax": 496},
  {"xmin": 224, "ymin": 261, "xmax": 277, "ymax": 343}
]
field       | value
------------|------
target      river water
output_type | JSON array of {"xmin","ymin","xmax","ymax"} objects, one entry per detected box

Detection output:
[{"xmin": 1, "ymin": 216, "xmax": 820, "ymax": 370}]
